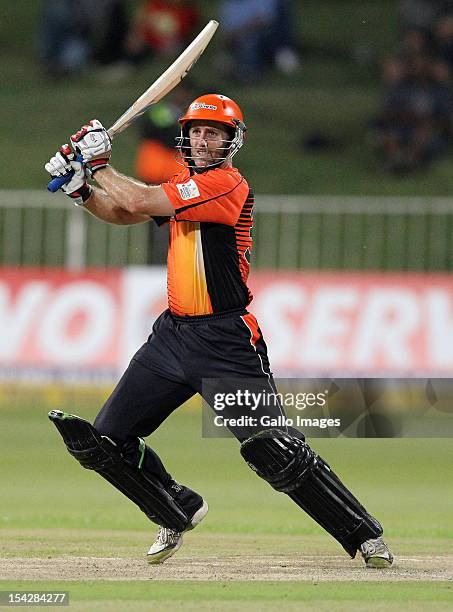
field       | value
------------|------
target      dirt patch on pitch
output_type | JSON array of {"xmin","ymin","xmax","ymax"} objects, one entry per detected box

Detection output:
[{"xmin": 1, "ymin": 554, "xmax": 452, "ymax": 582}]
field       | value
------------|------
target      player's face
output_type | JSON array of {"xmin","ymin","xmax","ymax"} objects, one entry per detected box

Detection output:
[{"xmin": 188, "ymin": 121, "xmax": 230, "ymax": 168}]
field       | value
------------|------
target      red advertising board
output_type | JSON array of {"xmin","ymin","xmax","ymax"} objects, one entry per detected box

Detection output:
[
  {"xmin": 1, "ymin": 267, "xmax": 453, "ymax": 381},
  {"xmin": 250, "ymin": 271, "xmax": 453, "ymax": 376},
  {"xmin": 0, "ymin": 268, "xmax": 122, "ymax": 381}
]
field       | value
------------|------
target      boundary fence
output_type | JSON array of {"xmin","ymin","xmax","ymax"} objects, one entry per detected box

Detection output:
[{"xmin": 1, "ymin": 191, "xmax": 453, "ymax": 270}]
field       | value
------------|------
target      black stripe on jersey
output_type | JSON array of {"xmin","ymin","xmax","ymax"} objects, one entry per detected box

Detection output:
[
  {"xmin": 200, "ymin": 222, "xmax": 250, "ymax": 313},
  {"xmin": 152, "ymin": 215, "xmax": 171, "ymax": 226}
]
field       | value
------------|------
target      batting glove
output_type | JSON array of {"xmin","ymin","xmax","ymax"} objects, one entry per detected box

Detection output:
[
  {"xmin": 71, "ymin": 119, "xmax": 112, "ymax": 175},
  {"xmin": 45, "ymin": 145, "xmax": 92, "ymax": 206}
]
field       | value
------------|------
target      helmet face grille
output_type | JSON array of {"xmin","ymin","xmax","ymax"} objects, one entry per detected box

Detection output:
[{"xmin": 175, "ymin": 118, "xmax": 246, "ymax": 171}]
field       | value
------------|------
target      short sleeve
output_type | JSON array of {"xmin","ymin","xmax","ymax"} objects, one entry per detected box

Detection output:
[{"xmin": 161, "ymin": 169, "xmax": 249, "ymax": 226}]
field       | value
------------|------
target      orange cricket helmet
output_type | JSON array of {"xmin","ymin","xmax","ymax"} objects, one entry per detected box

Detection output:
[
  {"xmin": 179, "ymin": 94, "xmax": 244, "ymax": 130},
  {"xmin": 176, "ymin": 93, "xmax": 247, "ymax": 171}
]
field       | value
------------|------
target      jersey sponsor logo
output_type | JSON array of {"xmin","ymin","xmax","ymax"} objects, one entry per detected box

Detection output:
[
  {"xmin": 176, "ymin": 178, "xmax": 201, "ymax": 200},
  {"xmin": 191, "ymin": 102, "xmax": 217, "ymax": 111}
]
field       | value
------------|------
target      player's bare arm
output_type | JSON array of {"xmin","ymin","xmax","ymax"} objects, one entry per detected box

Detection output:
[
  {"xmin": 87, "ymin": 166, "xmax": 174, "ymax": 218},
  {"xmin": 80, "ymin": 183, "xmax": 152, "ymax": 225}
]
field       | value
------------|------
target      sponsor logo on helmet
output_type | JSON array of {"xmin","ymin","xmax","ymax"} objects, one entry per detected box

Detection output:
[{"xmin": 191, "ymin": 102, "xmax": 217, "ymax": 111}]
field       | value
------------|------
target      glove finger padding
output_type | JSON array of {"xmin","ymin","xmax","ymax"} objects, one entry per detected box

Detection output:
[
  {"xmin": 45, "ymin": 151, "xmax": 71, "ymax": 177},
  {"xmin": 71, "ymin": 119, "xmax": 112, "ymax": 161},
  {"xmin": 74, "ymin": 131, "xmax": 111, "ymax": 159}
]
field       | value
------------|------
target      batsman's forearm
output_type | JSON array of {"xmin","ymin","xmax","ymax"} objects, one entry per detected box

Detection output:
[
  {"xmin": 82, "ymin": 185, "xmax": 151, "ymax": 225},
  {"xmin": 92, "ymin": 166, "xmax": 174, "ymax": 216}
]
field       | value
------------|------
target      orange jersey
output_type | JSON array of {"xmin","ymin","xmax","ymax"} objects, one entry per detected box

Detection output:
[{"xmin": 161, "ymin": 167, "xmax": 254, "ymax": 316}]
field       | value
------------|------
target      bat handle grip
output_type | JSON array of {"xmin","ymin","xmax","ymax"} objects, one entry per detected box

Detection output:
[{"xmin": 47, "ymin": 155, "xmax": 84, "ymax": 193}]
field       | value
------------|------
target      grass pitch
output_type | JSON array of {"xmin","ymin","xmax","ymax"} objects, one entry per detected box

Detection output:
[{"xmin": 0, "ymin": 392, "xmax": 452, "ymax": 609}]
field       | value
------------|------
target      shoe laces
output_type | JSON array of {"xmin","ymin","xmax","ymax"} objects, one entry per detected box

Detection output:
[
  {"xmin": 156, "ymin": 527, "xmax": 181, "ymax": 546},
  {"xmin": 361, "ymin": 536, "xmax": 385, "ymax": 556}
]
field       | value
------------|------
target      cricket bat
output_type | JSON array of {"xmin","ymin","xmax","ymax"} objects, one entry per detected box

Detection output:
[{"xmin": 47, "ymin": 20, "xmax": 219, "ymax": 192}]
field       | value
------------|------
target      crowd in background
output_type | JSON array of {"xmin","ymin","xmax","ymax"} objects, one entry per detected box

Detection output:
[
  {"xmin": 36, "ymin": 0, "xmax": 300, "ymax": 187},
  {"xmin": 218, "ymin": 0, "xmax": 299, "ymax": 81},
  {"xmin": 37, "ymin": 0, "xmax": 453, "ymax": 177},
  {"xmin": 37, "ymin": 0, "xmax": 129, "ymax": 78},
  {"xmin": 36, "ymin": 0, "xmax": 300, "ymax": 83},
  {"xmin": 373, "ymin": 0, "xmax": 453, "ymax": 174}
]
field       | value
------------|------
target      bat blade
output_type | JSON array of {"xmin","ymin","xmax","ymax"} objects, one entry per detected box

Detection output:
[
  {"xmin": 108, "ymin": 19, "xmax": 219, "ymax": 138},
  {"xmin": 47, "ymin": 20, "xmax": 219, "ymax": 193}
]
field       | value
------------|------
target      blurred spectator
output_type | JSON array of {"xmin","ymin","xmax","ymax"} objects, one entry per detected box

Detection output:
[
  {"xmin": 135, "ymin": 102, "xmax": 181, "ymax": 185},
  {"xmin": 399, "ymin": 0, "xmax": 444, "ymax": 32},
  {"xmin": 136, "ymin": 100, "xmax": 183, "ymax": 263},
  {"xmin": 219, "ymin": 0, "xmax": 300, "ymax": 82},
  {"xmin": 37, "ymin": 0, "xmax": 129, "ymax": 78},
  {"xmin": 371, "ymin": 4, "xmax": 453, "ymax": 173},
  {"xmin": 373, "ymin": 54, "xmax": 453, "ymax": 173},
  {"xmin": 37, "ymin": 1, "xmax": 91, "ymax": 76},
  {"xmin": 134, "ymin": 83, "xmax": 195, "ymax": 263},
  {"xmin": 399, "ymin": 27, "xmax": 433, "ymax": 58},
  {"xmin": 125, "ymin": 0, "xmax": 200, "ymax": 63},
  {"xmin": 435, "ymin": 13, "xmax": 453, "ymax": 71},
  {"xmin": 134, "ymin": 82, "xmax": 195, "ymax": 185},
  {"xmin": 268, "ymin": 0, "xmax": 301, "ymax": 74},
  {"xmin": 89, "ymin": 0, "xmax": 129, "ymax": 68}
]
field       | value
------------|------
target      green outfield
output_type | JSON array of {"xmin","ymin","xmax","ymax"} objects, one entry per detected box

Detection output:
[{"xmin": 0, "ymin": 392, "xmax": 452, "ymax": 610}]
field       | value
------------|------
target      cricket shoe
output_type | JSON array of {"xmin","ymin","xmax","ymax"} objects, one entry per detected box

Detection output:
[
  {"xmin": 146, "ymin": 500, "xmax": 208, "ymax": 565},
  {"xmin": 360, "ymin": 536, "xmax": 394, "ymax": 568}
]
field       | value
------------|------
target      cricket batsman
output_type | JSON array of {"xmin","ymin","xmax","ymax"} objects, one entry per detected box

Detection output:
[{"xmin": 44, "ymin": 93, "xmax": 393, "ymax": 568}]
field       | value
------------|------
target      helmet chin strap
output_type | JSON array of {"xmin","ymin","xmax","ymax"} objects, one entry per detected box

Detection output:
[
  {"xmin": 190, "ymin": 155, "xmax": 228, "ymax": 173},
  {"xmin": 191, "ymin": 161, "xmax": 223, "ymax": 173}
]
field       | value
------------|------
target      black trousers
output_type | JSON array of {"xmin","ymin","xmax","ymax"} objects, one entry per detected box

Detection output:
[{"xmin": 94, "ymin": 308, "xmax": 284, "ymax": 518}]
